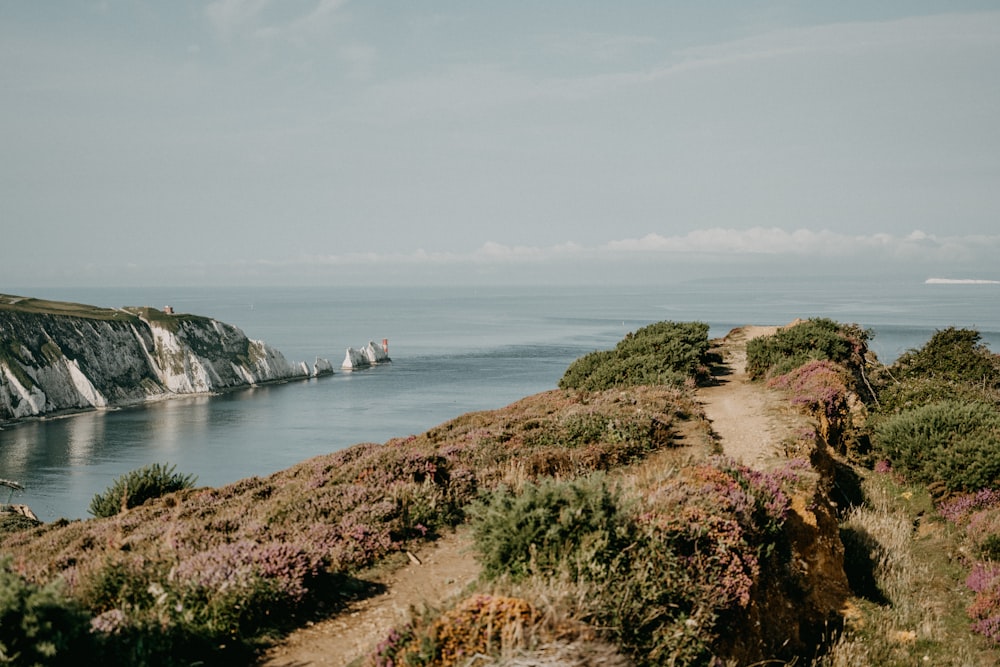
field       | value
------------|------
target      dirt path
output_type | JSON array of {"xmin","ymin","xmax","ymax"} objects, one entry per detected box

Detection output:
[
  {"xmin": 697, "ymin": 325, "xmax": 806, "ymax": 469},
  {"xmin": 260, "ymin": 528, "xmax": 480, "ymax": 667},
  {"xmin": 259, "ymin": 325, "xmax": 796, "ymax": 666}
]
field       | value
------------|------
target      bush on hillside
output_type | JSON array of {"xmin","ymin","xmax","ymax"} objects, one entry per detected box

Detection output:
[
  {"xmin": 875, "ymin": 375, "xmax": 998, "ymax": 416},
  {"xmin": 89, "ymin": 463, "xmax": 196, "ymax": 518},
  {"xmin": 746, "ymin": 318, "xmax": 868, "ymax": 381},
  {"xmin": 873, "ymin": 400, "xmax": 1000, "ymax": 494},
  {"xmin": 471, "ymin": 475, "xmax": 629, "ymax": 581},
  {"xmin": 465, "ymin": 460, "xmax": 802, "ymax": 665},
  {"xmin": 0, "ymin": 558, "xmax": 91, "ymax": 665},
  {"xmin": 891, "ymin": 327, "xmax": 1000, "ymax": 389},
  {"xmin": 874, "ymin": 327, "xmax": 1000, "ymax": 416},
  {"xmin": 559, "ymin": 321, "xmax": 711, "ymax": 391}
]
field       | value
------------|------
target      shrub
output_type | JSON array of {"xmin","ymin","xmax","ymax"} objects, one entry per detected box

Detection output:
[
  {"xmin": 471, "ymin": 475, "xmax": 630, "ymax": 581},
  {"xmin": 0, "ymin": 558, "xmax": 91, "ymax": 665},
  {"xmin": 875, "ymin": 375, "xmax": 997, "ymax": 416},
  {"xmin": 0, "ymin": 513, "xmax": 41, "ymax": 536},
  {"xmin": 467, "ymin": 460, "xmax": 801, "ymax": 665},
  {"xmin": 873, "ymin": 400, "xmax": 1000, "ymax": 493},
  {"xmin": 891, "ymin": 327, "xmax": 1000, "ymax": 389},
  {"xmin": 559, "ymin": 321, "xmax": 711, "ymax": 391},
  {"xmin": 746, "ymin": 318, "xmax": 868, "ymax": 381},
  {"xmin": 89, "ymin": 463, "xmax": 196, "ymax": 518}
]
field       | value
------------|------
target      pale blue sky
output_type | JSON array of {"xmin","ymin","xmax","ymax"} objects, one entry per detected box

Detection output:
[{"xmin": 3, "ymin": 1, "xmax": 1000, "ymax": 286}]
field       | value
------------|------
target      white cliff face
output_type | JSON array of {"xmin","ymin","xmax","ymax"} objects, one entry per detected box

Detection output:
[
  {"xmin": 0, "ymin": 302, "xmax": 334, "ymax": 422},
  {"xmin": 0, "ymin": 365, "xmax": 48, "ymax": 419},
  {"xmin": 341, "ymin": 341, "xmax": 391, "ymax": 370}
]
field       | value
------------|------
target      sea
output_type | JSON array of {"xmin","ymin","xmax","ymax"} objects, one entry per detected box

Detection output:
[{"xmin": 2, "ymin": 276, "xmax": 998, "ymax": 522}]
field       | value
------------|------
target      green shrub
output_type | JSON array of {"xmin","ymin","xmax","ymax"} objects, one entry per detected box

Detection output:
[
  {"xmin": 559, "ymin": 321, "xmax": 711, "ymax": 391},
  {"xmin": 746, "ymin": 318, "xmax": 868, "ymax": 381},
  {"xmin": 873, "ymin": 400, "xmax": 1000, "ymax": 493},
  {"xmin": 0, "ymin": 558, "xmax": 91, "ymax": 665},
  {"xmin": 471, "ymin": 475, "xmax": 630, "ymax": 581},
  {"xmin": 467, "ymin": 460, "xmax": 801, "ymax": 665},
  {"xmin": 875, "ymin": 375, "xmax": 997, "ymax": 416},
  {"xmin": 89, "ymin": 463, "xmax": 196, "ymax": 518},
  {"xmin": 0, "ymin": 513, "xmax": 42, "ymax": 536},
  {"xmin": 890, "ymin": 327, "xmax": 1000, "ymax": 389}
]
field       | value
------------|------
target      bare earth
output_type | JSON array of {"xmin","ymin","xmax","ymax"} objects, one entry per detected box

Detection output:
[
  {"xmin": 261, "ymin": 528, "xmax": 481, "ymax": 667},
  {"xmin": 700, "ymin": 325, "xmax": 807, "ymax": 468},
  {"xmin": 259, "ymin": 325, "xmax": 793, "ymax": 666}
]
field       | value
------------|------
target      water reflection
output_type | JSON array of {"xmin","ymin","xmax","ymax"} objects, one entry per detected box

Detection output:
[{"xmin": 66, "ymin": 411, "xmax": 103, "ymax": 466}]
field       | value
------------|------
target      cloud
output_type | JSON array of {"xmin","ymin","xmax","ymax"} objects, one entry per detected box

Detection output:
[
  {"xmin": 205, "ymin": 0, "xmax": 348, "ymax": 43},
  {"xmin": 541, "ymin": 31, "xmax": 657, "ymax": 63},
  {"xmin": 252, "ymin": 229, "xmax": 1000, "ymax": 269},
  {"xmin": 205, "ymin": 0, "xmax": 270, "ymax": 41}
]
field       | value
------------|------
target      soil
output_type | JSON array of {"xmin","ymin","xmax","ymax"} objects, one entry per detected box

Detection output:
[
  {"xmin": 700, "ymin": 324, "xmax": 808, "ymax": 467},
  {"xmin": 260, "ymin": 528, "xmax": 480, "ymax": 667},
  {"xmin": 257, "ymin": 325, "xmax": 794, "ymax": 666}
]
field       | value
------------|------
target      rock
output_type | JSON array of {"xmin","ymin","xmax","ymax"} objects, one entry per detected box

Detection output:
[
  {"xmin": 341, "ymin": 341, "xmax": 391, "ymax": 370},
  {"xmin": 312, "ymin": 357, "xmax": 334, "ymax": 377}
]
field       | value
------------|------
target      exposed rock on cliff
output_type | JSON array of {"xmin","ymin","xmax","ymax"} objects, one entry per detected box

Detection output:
[{"xmin": 0, "ymin": 294, "xmax": 331, "ymax": 421}]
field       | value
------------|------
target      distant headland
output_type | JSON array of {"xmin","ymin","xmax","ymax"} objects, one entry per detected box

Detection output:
[{"xmin": 0, "ymin": 293, "xmax": 333, "ymax": 422}]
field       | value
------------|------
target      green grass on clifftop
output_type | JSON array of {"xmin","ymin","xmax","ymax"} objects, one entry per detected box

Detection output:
[{"xmin": 0, "ymin": 294, "xmax": 140, "ymax": 324}]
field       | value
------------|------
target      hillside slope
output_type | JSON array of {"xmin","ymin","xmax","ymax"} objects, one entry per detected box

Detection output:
[{"xmin": 260, "ymin": 325, "xmax": 848, "ymax": 665}]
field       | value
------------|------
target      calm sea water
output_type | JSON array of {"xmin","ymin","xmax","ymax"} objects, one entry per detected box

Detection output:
[{"xmin": 2, "ymin": 278, "xmax": 998, "ymax": 521}]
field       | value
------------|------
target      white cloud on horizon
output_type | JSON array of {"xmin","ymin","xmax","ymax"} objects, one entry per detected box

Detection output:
[{"xmin": 259, "ymin": 228, "xmax": 1000, "ymax": 268}]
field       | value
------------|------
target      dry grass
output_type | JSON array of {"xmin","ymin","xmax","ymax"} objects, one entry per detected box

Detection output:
[{"xmin": 816, "ymin": 470, "xmax": 999, "ymax": 667}]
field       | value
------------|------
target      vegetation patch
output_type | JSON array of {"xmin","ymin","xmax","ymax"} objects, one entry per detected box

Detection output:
[
  {"xmin": 873, "ymin": 401, "xmax": 1000, "ymax": 494},
  {"xmin": 559, "ymin": 321, "xmax": 712, "ymax": 390},
  {"xmin": 0, "ymin": 379, "xmax": 700, "ymax": 664},
  {"xmin": 0, "ymin": 557, "xmax": 91, "ymax": 665},
  {"xmin": 746, "ymin": 318, "xmax": 869, "ymax": 381},
  {"xmin": 0, "ymin": 295, "xmax": 140, "ymax": 324},
  {"xmin": 88, "ymin": 463, "xmax": 198, "ymax": 518}
]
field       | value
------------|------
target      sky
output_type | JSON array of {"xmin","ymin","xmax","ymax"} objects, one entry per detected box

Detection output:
[{"xmin": 3, "ymin": 1, "xmax": 1000, "ymax": 287}]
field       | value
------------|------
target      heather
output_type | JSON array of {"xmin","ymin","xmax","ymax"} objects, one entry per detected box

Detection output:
[
  {"xmin": 7, "ymin": 315, "xmax": 1000, "ymax": 664},
  {"xmin": 0, "ymin": 375, "xmax": 701, "ymax": 663},
  {"xmin": 374, "ymin": 456, "xmax": 811, "ymax": 667},
  {"xmin": 767, "ymin": 359, "xmax": 850, "ymax": 420}
]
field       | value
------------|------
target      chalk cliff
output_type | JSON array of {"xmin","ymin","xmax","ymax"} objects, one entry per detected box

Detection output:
[{"xmin": 0, "ymin": 294, "xmax": 331, "ymax": 422}]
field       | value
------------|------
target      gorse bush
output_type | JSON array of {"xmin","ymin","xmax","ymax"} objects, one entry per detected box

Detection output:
[
  {"xmin": 746, "ymin": 318, "xmax": 868, "ymax": 381},
  {"xmin": 471, "ymin": 475, "xmax": 630, "ymax": 581},
  {"xmin": 873, "ymin": 400, "xmax": 1000, "ymax": 494},
  {"xmin": 467, "ymin": 460, "xmax": 802, "ymax": 665},
  {"xmin": 891, "ymin": 327, "xmax": 1000, "ymax": 389},
  {"xmin": 559, "ymin": 321, "xmax": 711, "ymax": 391},
  {"xmin": 89, "ymin": 463, "xmax": 196, "ymax": 518},
  {"xmin": 0, "ymin": 558, "xmax": 91, "ymax": 665},
  {"xmin": 875, "ymin": 327, "xmax": 1000, "ymax": 416}
]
